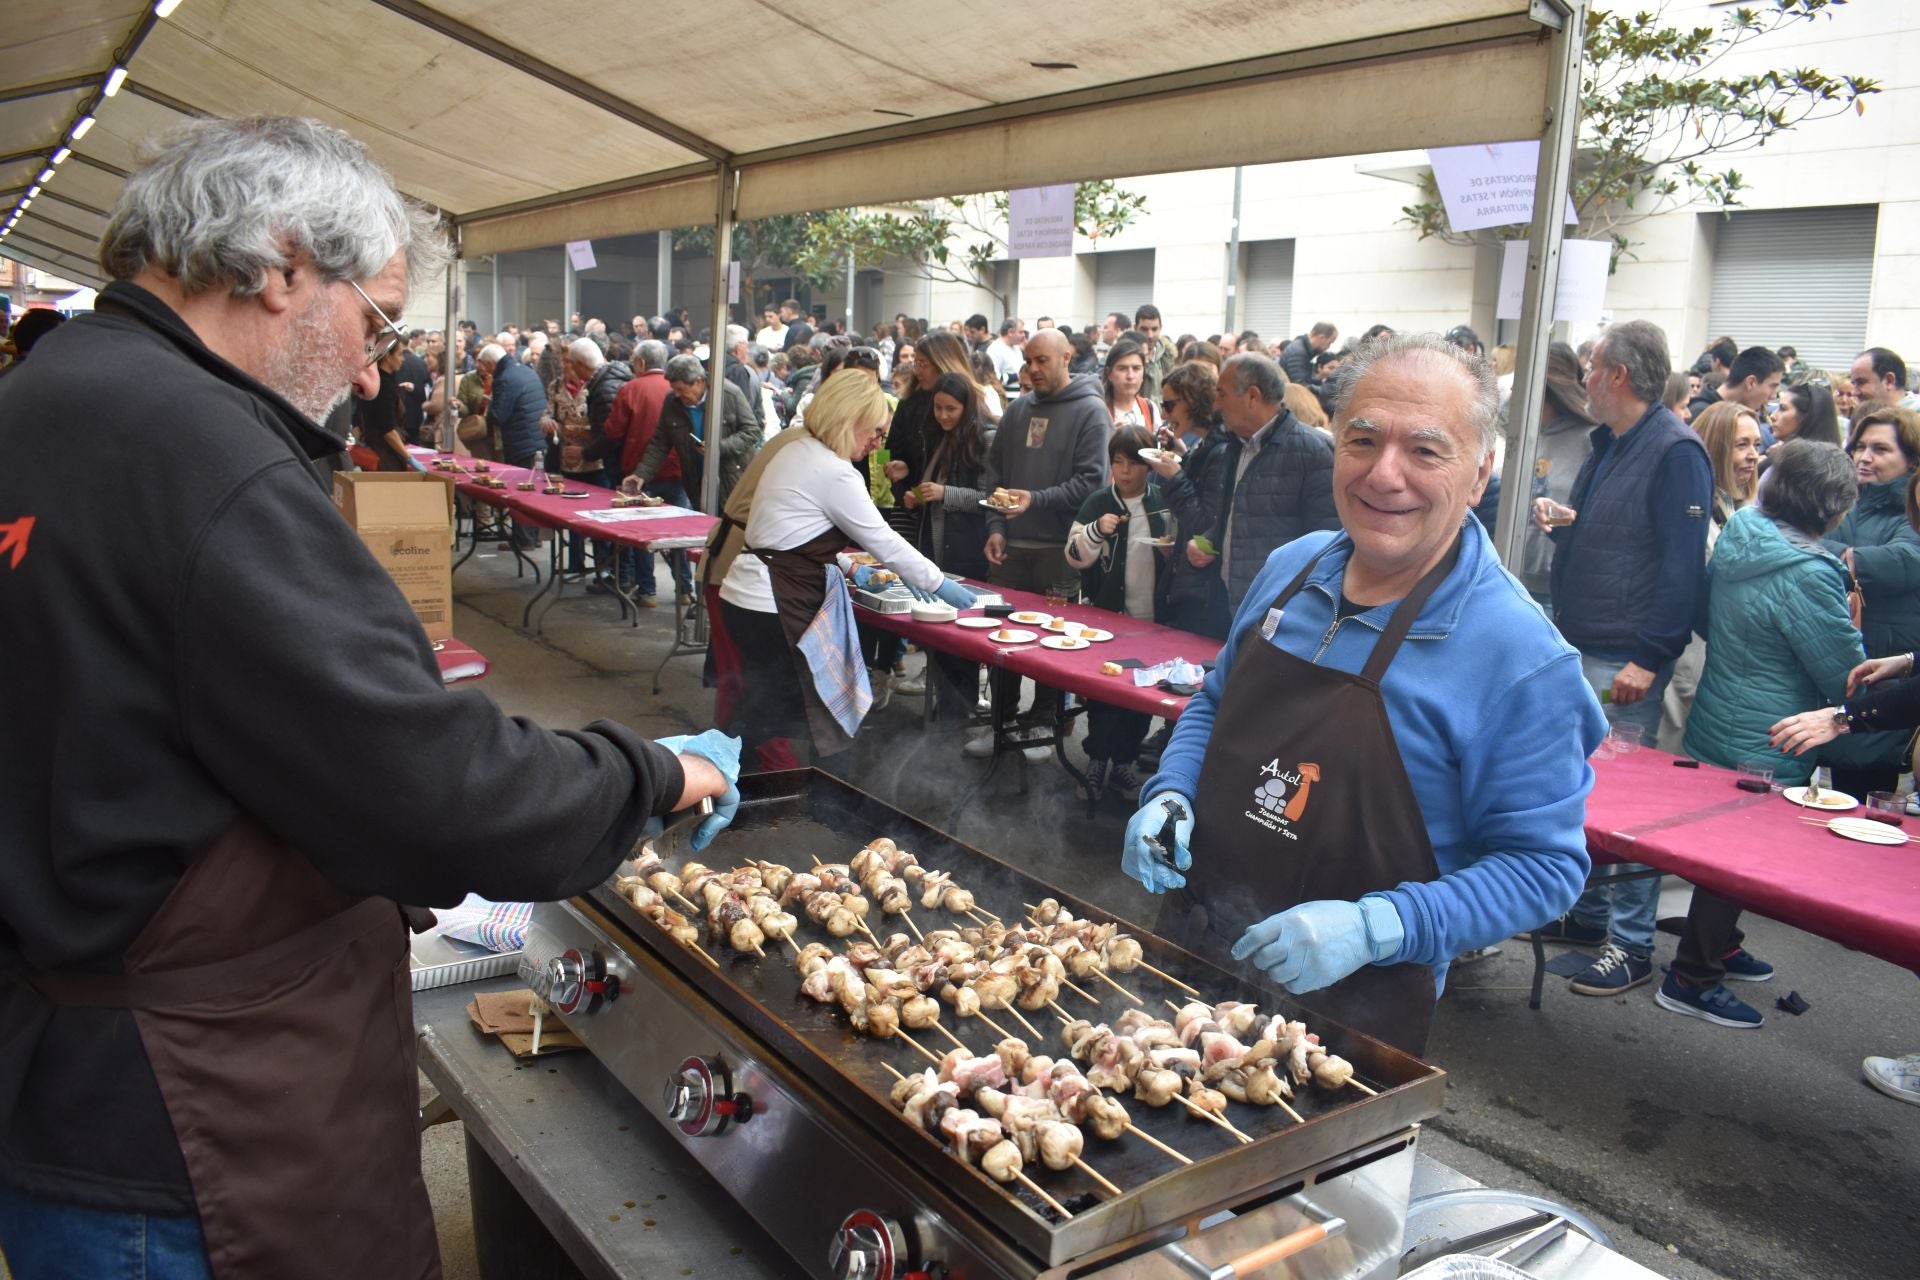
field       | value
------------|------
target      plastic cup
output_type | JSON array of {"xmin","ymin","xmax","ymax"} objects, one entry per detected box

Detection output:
[
  {"xmin": 1866, "ymin": 791, "xmax": 1906, "ymax": 828},
  {"xmin": 1736, "ymin": 759, "xmax": 1776, "ymax": 794},
  {"xmin": 1608, "ymin": 723, "xmax": 1643, "ymax": 754}
]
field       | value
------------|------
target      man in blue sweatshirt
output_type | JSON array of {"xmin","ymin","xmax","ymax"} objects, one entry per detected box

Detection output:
[
  {"xmin": 1120, "ymin": 331, "xmax": 1604, "ymax": 1054},
  {"xmin": 1528, "ymin": 319, "xmax": 1712, "ymax": 998}
]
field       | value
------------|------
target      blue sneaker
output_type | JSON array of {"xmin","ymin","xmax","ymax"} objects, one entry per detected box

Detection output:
[
  {"xmin": 1522, "ymin": 914, "xmax": 1608, "ymax": 947},
  {"xmin": 1719, "ymin": 946, "xmax": 1774, "ymax": 982},
  {"xmin": 1568, "ymin": 944, "xmax": 1653, "ymax": 995},
  {"xmin": 1656, "ymin": 972, "xmax": 1763, "ymax": 1028}
]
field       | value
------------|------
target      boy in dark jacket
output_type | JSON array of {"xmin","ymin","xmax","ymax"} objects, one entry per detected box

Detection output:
[{"xmin": 1065, "ymin": 426, "xmax": 1174, "ymax": 799}]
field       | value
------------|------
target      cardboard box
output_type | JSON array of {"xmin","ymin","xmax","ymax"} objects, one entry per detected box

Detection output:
[{"xmin": 332, "ymin": 472, "xmax": 456, "ymax": 641}]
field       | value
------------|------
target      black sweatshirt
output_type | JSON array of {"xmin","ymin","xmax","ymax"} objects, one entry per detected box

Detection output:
[{"xmin": 0, "ymin": 282, "xmax": 685, "ymax": 1212}]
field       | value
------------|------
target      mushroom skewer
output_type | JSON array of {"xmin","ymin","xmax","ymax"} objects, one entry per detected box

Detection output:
[{"xmin": 880, "ymin": 1063, "xmax": 1072, "ymax": 1219}]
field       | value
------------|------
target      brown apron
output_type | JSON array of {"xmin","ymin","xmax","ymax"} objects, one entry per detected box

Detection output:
[
  {"xmin": 1158, "ymin": 535, "xmax": 1457, "ymax": 1055},
  {"xmin": 747, "ymin": 525, "xmax": 863, "ymax": 756},
  {"xmin": 25, "ymin": 817, "xmax": 440, "ymax": 1280}
]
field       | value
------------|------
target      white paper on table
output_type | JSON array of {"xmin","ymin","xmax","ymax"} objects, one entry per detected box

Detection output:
[
  {"xmin": 1495, "ymin": 238, "xmax": 1612, "ymax": 325},
  {"xmin": 576, "ymin": 505, "xmax": 699, "ymax": 523},
  {"xmin": 1426, "ymin": 141, "xmax": 1580, "ymax": 235}
]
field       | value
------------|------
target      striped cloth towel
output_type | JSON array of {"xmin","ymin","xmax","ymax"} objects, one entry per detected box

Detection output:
[
  {"xmin": 437, "ymin": 894, "xmax": 534, "ymax": 953},
  {"xmin": 795, "ymin": 566, "xmax": 873, "ymax": 738}
]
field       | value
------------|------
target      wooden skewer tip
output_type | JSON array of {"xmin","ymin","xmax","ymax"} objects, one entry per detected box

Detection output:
[
  {"xmin": 1347, "ymin": 1079, "xmax": 1379, "ymax": 1096},
  {"xmin": 1275, "ymin": 1098, "xmax": 1305, "ymax": 1124},
  {"xmin": 1090, "ymin": 968, "xmax": 1145, "ymax": 1005},
  {"xmin": 1072, "ymin": 1157, "xmax": 1123, "ymax": 1198},
  {"xmin": 1139, "ymin": 961, "xmax": 1201, "ymax": 996},
  {"xmin": 880, "ymin": 1061, "xmax": 907, "ymax": 1081},
  {"xmin": 1124, "ymin": 1122, "xmax": 1194, "ymax": 1165},
  {"xmin": 1014, "ymin": 1171, "xmax": 1072, "ymax": 1219}
]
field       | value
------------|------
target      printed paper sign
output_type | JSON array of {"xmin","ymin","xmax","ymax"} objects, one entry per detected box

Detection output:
[
  {"xmin": 577, "ymin": 505, "xmax": 698, "ymax": 523},
  {"xmin": 566, "ymin": 240, "xmax": 597, "ymax": 271},
  {"xmin": 1007, "ymin": 184, "xmax": 1075, "ymax": 259},
  {"xmin": 1426, "ymin": 142, "xmax": 1580, "ymax": 234},
  {"xmin": 1495, "ymin": 239, "xmax": 1612, "ymax": 325}
]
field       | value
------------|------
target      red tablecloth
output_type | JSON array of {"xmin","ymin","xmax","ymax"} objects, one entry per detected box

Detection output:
[
  {"xmin": 429, "ymin": 457, "xmax": 714, "ymax": 549},
  {"xmin": 434, "ymin": 638, "xmax": 489, "ymax": 684},
  {"xmin": 1585, "ymin": 747, "xmax": 1920, "ymax": 969},
  {"xmin": 857, "ymin": 582, "xmax": 1221, "ymax": 718}
]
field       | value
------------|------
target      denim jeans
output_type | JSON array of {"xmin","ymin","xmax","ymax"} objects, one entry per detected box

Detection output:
[
  {"xmin": 1570, "ymin": 649, "xmax": 1677, "ymax": 958},
  {"xmin": 621, "ymin": 479, "xmax": 694, "ymax": 597},
  {"xmin": 0, "ymin": 1186, "xmax": 211, "ymax": 1280}
]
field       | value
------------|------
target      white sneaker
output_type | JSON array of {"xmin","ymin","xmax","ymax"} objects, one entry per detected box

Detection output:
[
  {"xmin": 868, "ymin": 670, "xmax": 892, "ymax": 711},
  {"xmin": 1905, "ymin": 793, "xmax": 1920, "ymax": 818},
  {"xmin": 1022, "ymin": 744, "xmax": 1053, "ymax": 764},
  {"xmin": 1864, "ymin": 1053, "xmax": 1920, "ymax": 1105},
  {"xmin": 894, "ymin": 673, "xmax": 927, "ymax": 696},
  {"xmin": 964, "ymin": 731, "xmax": 997, "ymax": 759}
]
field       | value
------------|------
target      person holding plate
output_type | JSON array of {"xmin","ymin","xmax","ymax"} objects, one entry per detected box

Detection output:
[{"xmin": 1118, "ymin": 332, "xmax": 1604, "ymax": 1054}]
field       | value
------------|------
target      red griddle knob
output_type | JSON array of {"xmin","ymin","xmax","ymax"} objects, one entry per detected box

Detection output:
[{"xmin": 711, "ymin": 1093, "xmax": 754, "ymax": 1122}]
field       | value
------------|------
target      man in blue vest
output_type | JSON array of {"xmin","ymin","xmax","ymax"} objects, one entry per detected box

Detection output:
[{"xmin": 1528, "ymin": 318, "xmax": 1713, "ymax": 998}]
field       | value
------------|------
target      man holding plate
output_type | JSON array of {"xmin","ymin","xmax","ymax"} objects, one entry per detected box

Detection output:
[{"xmin": 1121, "ymin": 332, "xmax": 1605, "ymax": 1053}]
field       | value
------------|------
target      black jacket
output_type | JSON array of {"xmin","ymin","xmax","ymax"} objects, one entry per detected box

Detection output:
[
  {"xmin": 638, "ymin": 379, "xmax": 763, "ymax": 507},
  {"xmin": 1214, "ymin": 410, "xmax": 1340, "ymax": 609},
  {"xmin": 1158, "ymin": 420, "xmax": 1239, "ymax": 637},
  {"xmin": 1279, "ymin": 334, "xmax": 1317, "ymax": 385},
  {"xmin": 723, "ymin": 356, "xmax": 764, "ymax": 429},
  {"xmin": 585, "ymin": 359, "xmax": 634, "ymax": 434},
  {"xmin": 0, "ymin": 281, "xmax": 686, "ymax": 1213}
]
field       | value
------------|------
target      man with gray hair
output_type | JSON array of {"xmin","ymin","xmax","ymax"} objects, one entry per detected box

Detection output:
[
  {"xmin": 1526, "ymin": 317, "xmax": 1713, "ymax": 999},
  {"xmin": 1147, "ymin": 352, "xmax": 1338, "ymax": 617},
  {"xmin": 0, "ymin": 116, "xmax": 741, "ymax": 1278},
  {"xmin": 1123, "ymin": 332, "xmax": 1604, "ymax": 1052},
  {"xmin": 723, "ymin": 322, "xmax": 764, "ymax": 429}
]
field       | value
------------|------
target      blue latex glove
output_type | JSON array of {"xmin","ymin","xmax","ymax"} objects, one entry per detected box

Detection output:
[
  {"xmin": 652, "ymin": 730, "xmax": 742, "ymax": 852},
  {"xmin": 1121, "ymin": 792, "xmax": 1194, "ymax": 894},
  {"xmin": 904, "ymin": 582, "xmax": 937, "ymax": 604},
  {"xmin": 850, "ymin": 565, "xmax": 883, "ymax": 590},
  {"xmin": 933, "ymin": 579, "xmax": 976, "ymax": 610},
  {"xmin": 1229, "ymin": 896, "xmax": 1406, "ymax": 994}
]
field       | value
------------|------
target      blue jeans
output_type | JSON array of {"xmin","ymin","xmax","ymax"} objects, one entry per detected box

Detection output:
[
  {"xmin": 1570, "ymin": 649, "xmax": 1677, "ymax": 959},
  {"xmin": 620, "ymin": 479, "xmax": 694, "ymax": 597},
  {"xmin": 0, "ymin": 1186, "xmax": 210, "ymax": 1280}
]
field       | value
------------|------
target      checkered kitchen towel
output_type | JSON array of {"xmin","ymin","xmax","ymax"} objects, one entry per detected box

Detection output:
[
  {"xmin": 795, "ymin": 566, "xmax": 873, "ymax": 738},
  {"xmin": 437, "ymin": 894, "xmax": 534, "ymax": 953}
]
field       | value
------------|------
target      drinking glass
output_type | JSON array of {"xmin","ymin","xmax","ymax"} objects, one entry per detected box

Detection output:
[
  {"xmin": 1607, "ymin": 723, "xmax": 1643, "ymax": 754},
  {"xmin": 1736, "ymin": 759, "xmax": 1776, "ymax": 794},
  {"xmin": 1866, "ymin": 791, "xmax": 1906, "ymax": 828}
]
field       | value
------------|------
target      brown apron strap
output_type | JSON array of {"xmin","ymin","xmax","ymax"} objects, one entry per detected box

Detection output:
[
  {"xmin": 23, "ymin": 895, "xmax": 398, "ymax": 1010},
  {"xmin": 1358, "ymin": 532, "xmax": 1463, "ymax": 684}
]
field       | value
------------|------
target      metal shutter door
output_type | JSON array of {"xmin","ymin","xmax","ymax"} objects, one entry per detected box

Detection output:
[
  {"xmin": 1708, "ymin": 205, "xmax": 1878, "ymax": 372},
  {"xmin": 1239, "ymin": 239, "xmax": 1295, "ymax": 339},
  {"xmin": 1094, "ymin": 250, "xmax": 1157, "ymax": 324}
]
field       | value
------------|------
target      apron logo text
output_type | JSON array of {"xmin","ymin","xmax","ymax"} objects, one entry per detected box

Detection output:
[{"xmin": 1246, "ymin": 760, "xmax": 1322, "ymax": 836}]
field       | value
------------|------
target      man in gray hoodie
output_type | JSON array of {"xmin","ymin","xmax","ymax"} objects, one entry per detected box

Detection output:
[{"xmin": 983, "ymin": 329, "xmax": 1111, "ymax": 597}]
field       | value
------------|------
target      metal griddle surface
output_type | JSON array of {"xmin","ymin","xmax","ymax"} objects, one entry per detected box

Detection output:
[{"xmin": 590, "ymin": 769, "xmax": 1444, "ymax": 1267}]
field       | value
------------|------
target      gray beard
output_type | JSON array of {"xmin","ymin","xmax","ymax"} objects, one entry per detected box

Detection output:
[{"xmin": 262, "ymin": 292, "xmax": 358, "ymax": 422}]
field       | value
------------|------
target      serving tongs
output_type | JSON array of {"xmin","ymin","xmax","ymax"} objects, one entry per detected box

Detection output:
[{"xmin": 1142, "ymin": 798, "xmax": 1189, "ymax": 876}]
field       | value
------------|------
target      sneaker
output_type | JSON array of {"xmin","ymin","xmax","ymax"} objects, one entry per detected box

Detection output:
[
  {"xmin": 1568, "ymin": 944, "xmax": 1654, "ymax": 995},
  {"xmin": 892, "ymin": 661, "xmax": 908, "ymax": 677},
  {"xmin": 1139, "ymin": 723, "xmax": 1173, "ymax": 766},
  {"xmin": 1084, "ymin": 758, "xmax": 1110, "ymax": 799},
  {"xmin": 868, "ymin": 669, "xmax": 893, "ymax": 711},
  {"xmin": 1862, "ymin": 1053, "xmax": 1920, "ymax": 1105},
  {"xmin": 1022, "ymin": 745, "xmax": 1053, "ymax": 764},
  {"xmin": 1106, "ymin": 762, "xmax": 1144, "ymax": 803},
  {"xmin": 1718, "ymin": 946, "xmax": 1774, "ymax": 982},
  {"xmin": 964, "ymin": 731, "xmax": 998, "ymax": 759},
  {"xmin": 1906, "ymin": 793, "xmax": 1920, "ymax": 818},
  {"xmin": 894, "ymin": 673, "xmax": 927, "ymax": 696},
  {"xmin": 1454, "ymin": 944, "xmax": 1504, "ymax": 967},
  {"xmin": 633, "ymin": 595, "xmax": 658, "ymax": 609},
  {"xmin": 1522, "ymin": 914, "xmax": 1608, "ymax": 947},
  {"xmin": 1655, "ymin": 972, "xmax": 1763, "ymax": 1028},
  {"xmin": 675, "ymin": 591, "xmax": 695, "ymax": 607}
]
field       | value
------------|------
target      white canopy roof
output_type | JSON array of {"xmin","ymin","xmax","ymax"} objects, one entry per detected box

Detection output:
[{"xmin": 0, "ymin": 0, "xmax": 1557, "ymax": 279}]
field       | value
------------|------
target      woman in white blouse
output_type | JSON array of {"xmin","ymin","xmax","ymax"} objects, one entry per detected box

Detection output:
[{"xmin": 719, "ymin": 371, "xmax": 974, "ymax": 760}]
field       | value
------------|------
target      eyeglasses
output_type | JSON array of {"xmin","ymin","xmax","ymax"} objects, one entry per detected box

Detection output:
[
  {"xmin": 1160, "ymin": 399, "xmax": 1178, "ymax": 414},
  {"xmin": 349, "ymin": 278, "xmax": 407, "ymax": 367}
]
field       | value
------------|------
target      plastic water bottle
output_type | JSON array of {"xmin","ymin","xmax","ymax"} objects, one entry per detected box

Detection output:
[{"xmin": 530, "ymin": 453, "xmax": 547, "ymax": 491}]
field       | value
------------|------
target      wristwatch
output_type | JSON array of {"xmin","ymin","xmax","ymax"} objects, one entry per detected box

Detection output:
[{"xmin": 1831, "ymin": 707, "xmax": 1853, "ymax": 734}]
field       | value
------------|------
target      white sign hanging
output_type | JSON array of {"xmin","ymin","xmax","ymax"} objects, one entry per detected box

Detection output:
[
  {"xmin": 1426, "ymin": 142, "xmax": 1580, "ymax": 235},
  {"xmin": 727, "ymin": 261, "xmax": 742, "ymax": 304},
  {"xmin": 565, "ymin": 240, "xmax": 597, "ymax": 271},
  {"xmin": 1496, "ymin": 239, "xmax": 1613, "ymax": 326},
  {"xmin": 1006, "ymin": 184, "xmax": 1075, "ymax": 259}
]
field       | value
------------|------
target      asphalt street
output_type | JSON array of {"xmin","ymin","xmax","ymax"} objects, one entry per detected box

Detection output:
[{"xmin": 425, "ymin": 545, "xmax": 1920, "ymax": 1279}]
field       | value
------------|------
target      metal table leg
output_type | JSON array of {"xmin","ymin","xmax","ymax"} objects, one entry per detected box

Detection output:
[
  {"xmin": 521, "ymin": 535, "xmax": 564, "ymax": 629},
  {"xmin": 650, "ymin": 584, "xmax": 711, "ymax": 694}
]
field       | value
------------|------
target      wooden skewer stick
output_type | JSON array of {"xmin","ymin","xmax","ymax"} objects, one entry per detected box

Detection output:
[
  {"xmin": 900, "ymin": 910, "xmax": 926, "ymax": 942},
  {"xmin": 1060, "ymin": 978, "xmax": 1102, "ymax": 1004},
  {"xmin": 1045, "ymin": 999, "xmax": 1077, "ymax": 1022},
  {"xmin": 880, "ymin": 1061, "xmax": 907, "ymax": 1081},
  {"xmin": 1088, "ymin": 968, "xmax": 1144, "ymax": 1005},
  {"xmin": 1347, "ymin": 1079, "xmax": 1379, "ymax": 1097},
  {"xmin": 927, "ymin": 1020, "xmax": 972, "ymax": 1053},
  {"xmin": 1137, "ymin": 960, "xmax": 1201, "ymax": 997},
  {"xmin": 671, "ymin": 889, "xmax": 702, "ymax": 914},
  {"xmin": 776, "ymin": 931, "xmax": 801, "ymax": 953},
  {"xmin": 1014, "ymin": 1171, "xmax": 1072, "ymax": 1219},
  {"xmin": 974, "ymin": 905, "xmax": 1003, "ymax": 922},
  {"xmin": 895, "ymin": 1030, "xmax": 943, "ymax": 1067},
  {"xmin": 1124, "ymin": 1123, "xmax": 1194, "ymax": 1165},
  {"xmin": 1274, "ymin": 1096, "xmax": 1305, "ymax": 1125},
  {"xmin": 1174, "ymin": 1095, "xmax": 1253, "ymax": 1144},
  {"xmin": 1164, "ymin": 999, "xmax": 1186, "ymax": 1016},
  {"xmin": 963, "ymin": 909, "xmax": 992, "ymax": 926},
  {"xmin": 1072, "ymin": 1157, "xmax": 1123, "ymax": 1197},
  {"xmin": 750, "ymin": 941, "xmax": 766, "ymax": 958},
  {"xmin": 971, "ymin": 1010, "xmax": 1015, "ymax": 1042},
  {"xmin": 996, "ymin": 1002, "xmax": 1042, "ymax": 1040},
  {"xmin": 687, "ymin": 941, "xmax": 719, "ymax": 967}
]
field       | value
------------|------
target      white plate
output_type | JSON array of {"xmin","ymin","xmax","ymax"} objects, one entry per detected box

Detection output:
[
  {"xmin": 978, "ymin": 499, "xmax": 1020, "ymax": 511},
  {"xmin": 909, "ymin": 602, "xmax": 957, "ymax": 623},
  {"xmin": 1137, "ymin": 447, "xmax": 1179, "ymax": 465},
  {"xmin": 1041, "ymin": 636, "xmax": 1091, "ymax": 651},
  {"xmin": 955, "ymin": 616, "xmax": 1003, "ymax": 629},
  {"xmin": 1008, "ymin": 611, "xmax": 1051, "ymax": 626},
  {"xmin": 1784, "ymin": 786, "xmax": 1858, "ymax": 811},
  {"xmin": 987, "ymin": 629, "xmax": 1039, "ymax": 644},
  {"xmin": 1827, "ymin": 816, "xmax": 1908, "ymax": 845}
]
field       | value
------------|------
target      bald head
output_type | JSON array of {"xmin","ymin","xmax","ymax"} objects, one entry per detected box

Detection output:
[{"xmin": 1024, "ymin": 328, "xmax": 1073, "ymax": 395}]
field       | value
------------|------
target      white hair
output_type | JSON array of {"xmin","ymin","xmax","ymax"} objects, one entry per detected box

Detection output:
[
  {"xmin": 1332, "ymin": 331, "xmax": 1502, "ymax": 456},
  {"xmin": 476, "ymin": 343, "xmax": 505, "ymax": 365},
  {"xmin": 726, "ymin": 323, "xmax": 749, "ymax": 349},
  {"xmin": 567, "ymin": 337, "xmax": 605, "ymax": 367},
  {"xmin": 100, "ymin": 115, "xmax": 448, "ymax": 297}
]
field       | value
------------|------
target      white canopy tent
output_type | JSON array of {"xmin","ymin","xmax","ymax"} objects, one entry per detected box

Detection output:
[{"xmin": 0, "ymin": 0, "xmax": 1583, "ymax": 555}]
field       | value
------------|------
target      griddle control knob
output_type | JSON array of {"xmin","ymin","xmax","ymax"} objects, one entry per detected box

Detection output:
[
  {"xmin": 829, "ymin": 1210, "xmax": 915, "ymax": 1280},
  {"xmin": 664, "ymin": 1056, "xmax": 750, "ymax": 1136},
  {"xmin": 548, "ymin": 948, "xmax": 610, "ymax": 1016}
]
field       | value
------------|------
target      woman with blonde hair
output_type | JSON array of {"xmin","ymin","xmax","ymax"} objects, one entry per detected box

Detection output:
[
  {"xmin": 1658, "ymin": 400, "xmax": 1763, "ymax": 750},
  {"xmin": 717, "ymin": 372, "xmax": 974, "ymax": 762}
]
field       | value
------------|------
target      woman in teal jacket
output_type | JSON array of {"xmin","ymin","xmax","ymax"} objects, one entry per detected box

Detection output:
[
  {"xmin": 1824, "ymin": 405, "xmax": 1920, "ymax": 794},
  {"xmin": 1671, "ymin": 442, "xmax": 1866, "ymax": 1029}
]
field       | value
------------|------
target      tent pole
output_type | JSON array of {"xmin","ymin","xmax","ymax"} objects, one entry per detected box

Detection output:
[
  {"xmin": 657, "ymin": 231, "xmax": 673, "ymax": 319},
  {"xmin": 1494, "ymin": 0, "xmax": 1586, "ymax": 570},
  {"xmin": 1224, "ymin": 165, "xmax": 1242, "ymax": 334},
  {"xmin": 489, "ymin": 257, "xmax": 500, "ymax": 337},
  {"xmin": 702, "ymin": 163, "xmax": 735, "ymax": 518},
  {"xmin": 440, "ymin": 255, "xmax": 461, "ymax": 451}
]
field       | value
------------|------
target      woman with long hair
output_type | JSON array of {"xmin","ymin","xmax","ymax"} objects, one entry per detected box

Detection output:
[
  {"xmin": 1102, "ymin": 337, "xmax": 1156, "ymax": 430},
  {"xmin": 897, "ymin": 372, "xmax": 996, "ymax": 713},
  {"xmin": 1658, "ymin": 400, "xmax": 1763, "ymax": 751},
  {"xmin": 1769, "ymin": 379, "xmax": 1842, "ymax": 452}
]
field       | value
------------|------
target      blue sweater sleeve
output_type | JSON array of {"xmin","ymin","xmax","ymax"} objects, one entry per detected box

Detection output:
[
  {"xmin": 1379, "ymin": 655, "xmax": 1603, "ymax": 969},
  {"xmin": 1631, "ymin": 445, "xmax": 1713, "ymax": 671}
]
